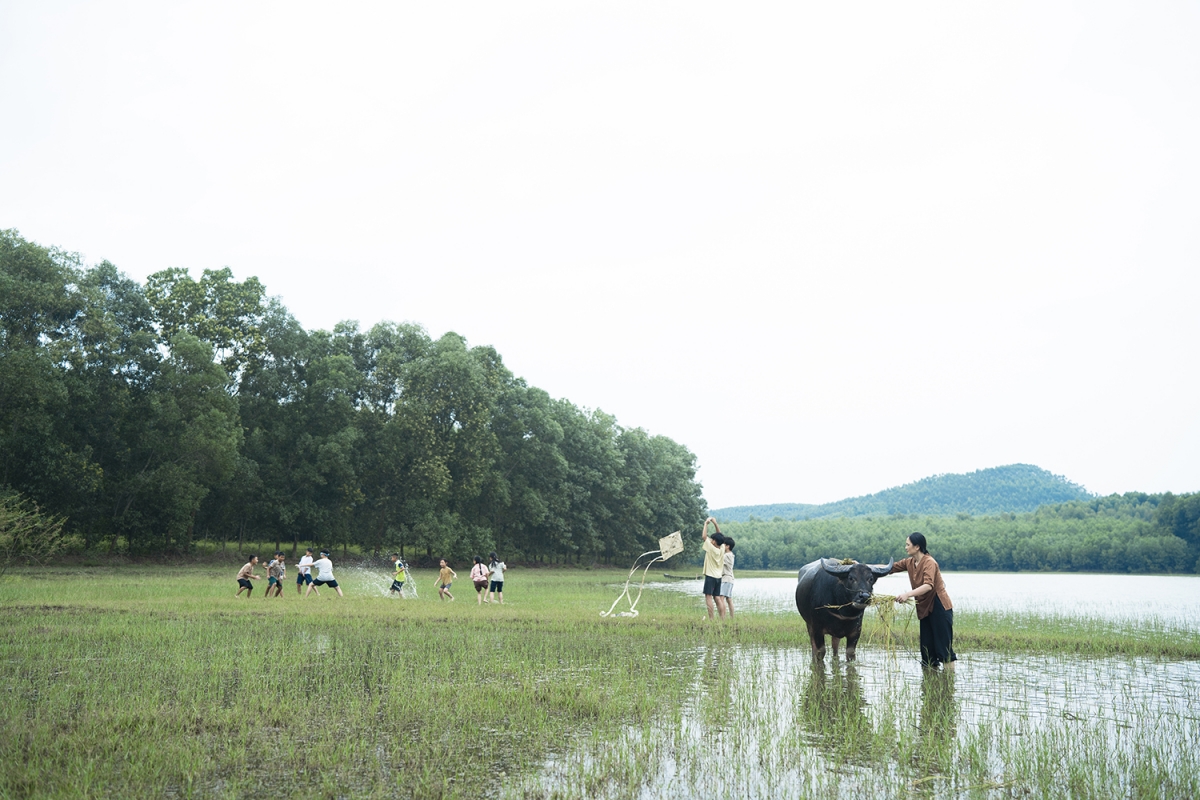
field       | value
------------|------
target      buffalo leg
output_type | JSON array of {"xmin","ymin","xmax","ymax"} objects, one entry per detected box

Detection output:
[
  {"xmin": 846, "ymin": 624, "xmax": 862, "ymax": 661},
  {"xmin": 805, "ymin": 620, "xmax": 827, "ymax": 661},
  {"xmin": 831, "ymin": 637, "xmax": 840, "ymax": 658}
]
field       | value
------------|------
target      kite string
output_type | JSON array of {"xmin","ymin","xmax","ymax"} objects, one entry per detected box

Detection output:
[
  {"xmin": 601, "ymin": 550, "xmax": 662, "ymax": 617},
  {"xmin": 625, "ymin": 553, "xmax": 666, "ymax": 616}
]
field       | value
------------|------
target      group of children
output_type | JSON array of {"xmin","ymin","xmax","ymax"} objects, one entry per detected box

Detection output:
[
  {"xmin": 701, "ymin": 517, "xmax": 736, "ymax": 619},
  {"xmin": 236, "ymin": 548, "xmax": 345, "ymax": 598},
  {"xmin": 234, "ymin": 549, "xmax": 509, "ymax": 604},
  {"xmin": 436, "ymin": 553, "xmax": 509, "ymax": 604}
]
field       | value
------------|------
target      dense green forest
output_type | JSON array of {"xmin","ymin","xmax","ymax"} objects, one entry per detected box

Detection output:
[
  {"xmin": 0, "ymin": 230, "xmax": 706, "ymax": 562},
  {"xmin": 713, "ymin": 464, "xmax": 1092, "ymax": 521},
  {"xmin": 718, "ymin": 492, "xmax": 1200, "ymax": 574}
]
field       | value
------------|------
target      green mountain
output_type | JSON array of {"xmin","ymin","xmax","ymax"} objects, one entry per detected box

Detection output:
[{"xmin": 711, "ymin": 464, "xmax": 1092, "ymax": 522}]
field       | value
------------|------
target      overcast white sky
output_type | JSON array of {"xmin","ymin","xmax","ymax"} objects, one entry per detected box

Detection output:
[{"xmin": 3, "ymin": 1, "xmax": 1198, "ymax": 508}]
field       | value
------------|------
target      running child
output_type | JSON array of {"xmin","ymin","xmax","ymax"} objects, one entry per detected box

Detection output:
[
  {"xmin": 389, "ymin": 554, "xmax": 407, "ymax": 597},
  {"xmin": 435, "ymin": 559, "xmax": 456, "ymax": 601},
  {"xmin": 487, "ymin": 552, "xmax": 508, "ymax": 605},
  {"xmin": 266, "ymin": 551, "xmax": 286, "ymax": 598},
  {"xmin": 235, "ymin": 555, "xmax": 261, "ymax": 598},
  {"xmin": 305, "ymin": 550, "xmax": 344, "ymax": 598},
  {"xmin": 296, "ymin": 548, "xmax": 315, "ymax": 595},
  {"xmin": 470, "ymin": 556, "xmax": 489, "ymax": 604}
]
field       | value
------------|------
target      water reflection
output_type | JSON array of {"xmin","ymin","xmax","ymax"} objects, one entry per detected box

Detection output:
[
  {"xmin": 795, "ymin": 663, "xmax": 873, "ymax": 764},
  {"xmin": 916, "ymin": 668, "xmax": 957, "ymax": 775},
  {"xmin": 525, "ymin": 647, "xmax": 1200, "ymax": 799}
]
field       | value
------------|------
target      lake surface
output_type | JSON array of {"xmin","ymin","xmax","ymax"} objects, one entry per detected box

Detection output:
[{"xmin": 647, "ymin": 571, "xmax": 1200, "ymax": 627}]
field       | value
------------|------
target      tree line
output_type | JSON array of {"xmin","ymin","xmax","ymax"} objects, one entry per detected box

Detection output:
[
  {"xmin": 0, "ymin": 230, "xmax": 706, "ymax": 562},
  {"xmin": 718, "ymin": 492, "xmax": 1200, "ymax": 574}
]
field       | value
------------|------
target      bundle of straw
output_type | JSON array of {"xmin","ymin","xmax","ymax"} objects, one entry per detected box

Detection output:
[{"xmin": 865, "ymin": 593, "xmax": 914, "ymax": 654}]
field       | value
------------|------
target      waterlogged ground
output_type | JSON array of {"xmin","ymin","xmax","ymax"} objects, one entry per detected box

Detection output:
[
  {"xmin": 522, "ymin": 647, "xmax": 1200, "ymax": 799},
  {"xmin": 3, "ymin": 566, "xmax": 1199, "ymax": 799}
]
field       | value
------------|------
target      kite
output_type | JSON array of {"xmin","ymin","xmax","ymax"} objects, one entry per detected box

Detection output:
[{"xmin": 600, "ymin": 530, "xmax": 684, "ymax": 618}]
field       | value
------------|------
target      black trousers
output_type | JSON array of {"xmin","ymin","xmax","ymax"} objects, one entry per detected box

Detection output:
[{"xmin": 918, "ymin": 595, "xmax": 956, "ymax": 667}]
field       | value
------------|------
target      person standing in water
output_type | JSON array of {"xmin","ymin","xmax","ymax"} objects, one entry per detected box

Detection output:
[{"xmin": 891, "ymin": 532, "xmax": 956, "ymax": 670}]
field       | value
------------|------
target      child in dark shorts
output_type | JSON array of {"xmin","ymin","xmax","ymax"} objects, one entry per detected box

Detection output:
[
  {"xmin": 701, "ymin": 517, "xmax": 726, "ymax": 620},
  {"xmin": 470, "ymin": 556, "xmax": 489, "ymax": 604},
  {"xmin": 296, "ymin": 548, "xmax": 315, "ymax": 594},
  {"xmin": 235, "ymin": 555, "xmax": 261, "ymax": 597},
  {"xmin": 305, "ymin": 550, "xmax": 344, "ymax": 598},
  {"xmin": 266, "ymin": 552, "xmax": 285, "ymax": 598},
  {"xmin": 389, "ymin": 554, "xmax": 407, "ymax": 596},
  {"xmin": 435, "ymin": 559, "xmax": 456, "ymax": 601}
]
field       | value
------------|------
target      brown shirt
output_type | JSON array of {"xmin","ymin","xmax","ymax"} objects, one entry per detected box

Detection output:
[
  {"xmin": 237, "ymin": 562, "xmax": 255, "ymax": 580},
  {"xmin": 891, "ymin": 555, "xmax": 952, "ymax": 620}
]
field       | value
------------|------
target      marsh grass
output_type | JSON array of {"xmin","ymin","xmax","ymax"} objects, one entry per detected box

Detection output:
[{"xmin": 2, "ymin": 566, "xmax": 1198, "ymax": 798}]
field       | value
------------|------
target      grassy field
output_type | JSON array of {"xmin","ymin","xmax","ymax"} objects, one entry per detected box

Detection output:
[{"xmin": 1, "ymin": 565, "xmax": 1198, "ymax": 799}]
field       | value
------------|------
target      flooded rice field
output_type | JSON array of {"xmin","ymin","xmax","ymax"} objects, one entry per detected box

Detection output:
[
  {"xmin": 520, "ymin": 646, "xmax": 1200, "ymax": 799},
  {"xmin": 647, "ymin": 571, "xmax": 1200, "ymax": 628}
]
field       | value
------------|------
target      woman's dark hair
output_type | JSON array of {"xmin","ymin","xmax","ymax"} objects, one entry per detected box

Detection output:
[
  {"xmin": 908, "ymin": 532, "xmax": 928, "ymax": 554},
  {"xmin": 723, "ymin": 537, "xmax": 735, "ymax": 550},
  {"xmin": 489, "ymin": 551, "xmax": 499, "ymax": 567},
  {"xmin": 473, "ymin": 556, "xmax": 483, "ymax": 565}
]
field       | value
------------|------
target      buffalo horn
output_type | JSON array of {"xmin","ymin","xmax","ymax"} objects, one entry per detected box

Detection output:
[
  {"xmin": 821, "ymin": 558, "xmax": 853, "ymax": 575},
  {"xmin": 869, "ymin": 559, "xmax": 894, "ymax": 576}
]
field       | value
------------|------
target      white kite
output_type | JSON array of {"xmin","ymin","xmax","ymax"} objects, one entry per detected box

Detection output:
[{"xmin": 601, "ymin": 531, "xmax": 685, "ymax": 618}]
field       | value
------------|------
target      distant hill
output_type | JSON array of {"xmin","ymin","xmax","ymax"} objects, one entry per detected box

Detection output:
[{"xmin": 711, "ymin": 464, "xmax": 1093, "ymax": 522}]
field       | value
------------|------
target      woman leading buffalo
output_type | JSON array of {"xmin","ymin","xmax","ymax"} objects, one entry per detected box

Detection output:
[{"xmin": 892, "ymin": 532, "xmax": 956, "ymax": 670}]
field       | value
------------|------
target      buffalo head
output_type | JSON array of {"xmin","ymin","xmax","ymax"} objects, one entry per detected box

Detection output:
[{"xmin": 820, "ymin": 558, "xmax": 894, "ymax": 609}]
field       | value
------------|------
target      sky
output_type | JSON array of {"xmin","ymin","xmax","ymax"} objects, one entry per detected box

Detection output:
[{"xmin": 2, "ymin": 1, "xmax": 1198, "ymax": 508}]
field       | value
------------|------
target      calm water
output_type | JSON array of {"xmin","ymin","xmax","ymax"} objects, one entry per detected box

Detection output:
[{"xmin": 648, "ymin": 571, "xmax": 1200, "ymax": 627}]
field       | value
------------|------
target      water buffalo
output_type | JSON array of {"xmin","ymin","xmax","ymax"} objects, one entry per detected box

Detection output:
[{"xmin": 795, "ymin": 558, "xmax": 893, "ymax": 661}]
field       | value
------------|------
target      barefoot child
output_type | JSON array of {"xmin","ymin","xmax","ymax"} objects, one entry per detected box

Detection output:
[
  {"xmin": 296, "ymin": 548, "xmax": 315, "ymax": 595},
  {"xmin": 718, "ymin": 537, "xmax": 736, "ymax": 619},
  {"xmin": 487, "ymin": 552, "xmax": 508, "ymax": 605},
  {"xmin": 471, "ymin": 556, "xmax": 489, "ymax": 604},
  {"xmin": 266, "ymin": 552, "xmax": 286, "ymax": 598},
  {"xmin": 389, "ymin": 554, "xmax": 407, "ymax": 597},
  {"xmin": 235, "ymin": 556, "xmax": 261, "ymax": 598},
  {"xmin": 305, "ymin": 550, "xmax": 344, "ymax": 598},
  {"xmin": 435, "ymin": 559, "xmax": 456, "ymax": 601},
  {"xmin": 701, "ymin": 518, "xmax": 726, "ymax": 620}
]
